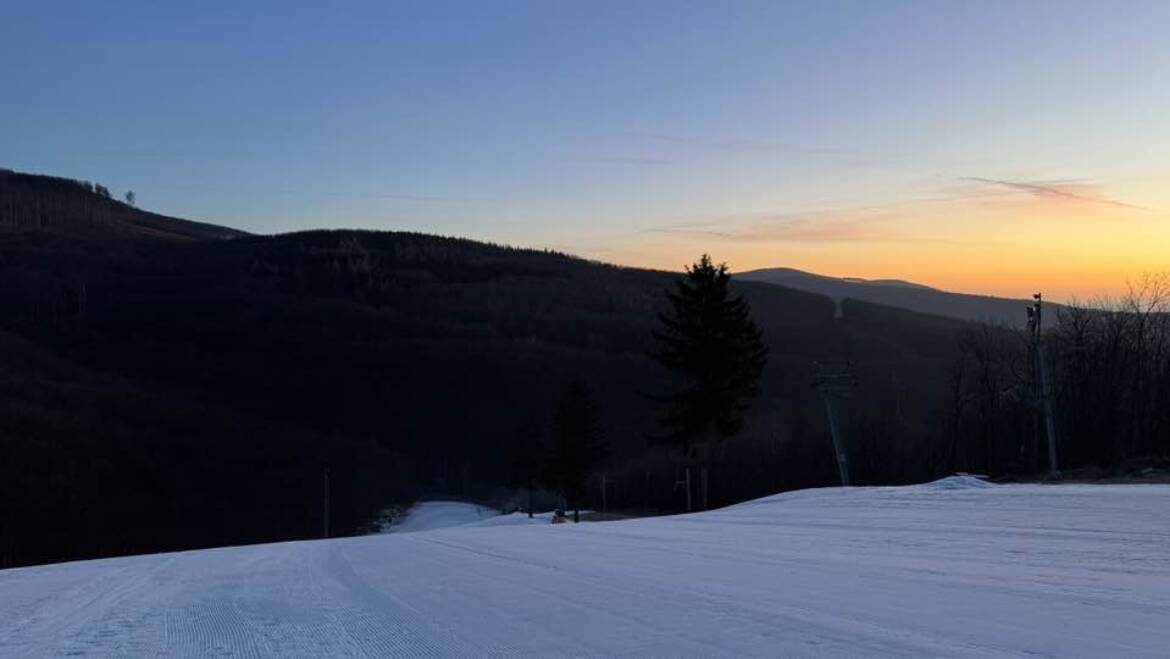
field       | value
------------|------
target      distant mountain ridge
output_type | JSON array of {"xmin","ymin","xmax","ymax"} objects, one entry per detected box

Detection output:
[
  {"xmin": 837, "ymin": 275, "xmax": 934, "ymax": 291},
  {"xmin": 738, "ymin": 267, "xmax": 1053, "ymax": 329}
]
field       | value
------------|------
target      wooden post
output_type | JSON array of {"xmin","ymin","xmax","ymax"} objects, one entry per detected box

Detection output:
[
  {"xmin": 601, "ymin": 474, "xmax": 608, "ymax": 513},
  {"xmin": 685, "ymin": 467, "xmax": 692, "ymax": 512}
]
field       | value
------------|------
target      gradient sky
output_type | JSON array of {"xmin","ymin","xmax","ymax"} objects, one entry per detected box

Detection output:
[{"xmin": 3, "ymin": 1, "xmax": 1168, "ymax": 300}]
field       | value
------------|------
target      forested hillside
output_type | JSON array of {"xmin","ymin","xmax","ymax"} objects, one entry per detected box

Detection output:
[
  {"xmin": 7, "ymin": 168, "xmax": 1157, "ymax": 569},
  {"xmin": 0, "ymin": 329, "xmax": 411, "ymax": 568},
  {"xmin": 0, "ymin": 168, "xmax": 244, "ymax": 240}
]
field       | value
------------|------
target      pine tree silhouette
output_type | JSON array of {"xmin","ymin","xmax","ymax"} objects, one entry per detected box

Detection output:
[
  {"xmin": 650, "ymin": 254, "xmax": 768, "ymax": 508},
  {"xmin": 544, "ymin": 380, "xmax": 609, "ymax": 523}
]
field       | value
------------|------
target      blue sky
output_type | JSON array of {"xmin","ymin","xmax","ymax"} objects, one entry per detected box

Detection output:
[{"xmin": 3, "ymin": 1, "xmax": 1168, "ymax": 297}]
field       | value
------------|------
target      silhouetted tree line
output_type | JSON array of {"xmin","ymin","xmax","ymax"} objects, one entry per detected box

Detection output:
[
  {"xmin": 0, "ymin": 168, "xmax": 239, "ymax": 239},
  {"xmin": 1050, "ymin": 276, "xmax": 1170, "ymax": 467},
  {"xmin": 0, "ymin": 330, "xmax": 415, "ymax": 568},
  {"xmin": 942, "ymin": 276, "xmax": 1170, "ymax": 476},
  {"xmin": 504, "ymin": 260, "xmax": 961, "ymax": 516},
  {"xmin": 0, "ymin": 201, "xmax": 977, "ymax": 565},
  {"xmin": 15, "ymin": 168, "xmax": 1164, "ymax": 568}
]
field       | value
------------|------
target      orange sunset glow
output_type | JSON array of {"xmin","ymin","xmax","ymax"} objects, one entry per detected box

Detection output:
[{"xmin": 580, "ymin": 175, "xmax": 1169, "ymax": 300}]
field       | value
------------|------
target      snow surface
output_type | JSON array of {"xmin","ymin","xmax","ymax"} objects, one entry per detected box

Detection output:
[
  {"xmin": 385, "ymin": 501, "xmax": 500, "ymax": 533},
  {"xmin": 3, "ymin": 478, "xmax": 1170, "ymax": 656}
]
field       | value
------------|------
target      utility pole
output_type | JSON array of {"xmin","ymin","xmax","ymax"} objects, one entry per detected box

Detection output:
[
  {"xmin": 1027, "ymin": 293, "xmax": 1061, "ymax": 479},
  {"xmin": 813, "ymin": 360, "xmax": 857, "ymax": 487},
  {"xmin": 322, "ymin": 468, "xmax": 330, "ymax": 539}
]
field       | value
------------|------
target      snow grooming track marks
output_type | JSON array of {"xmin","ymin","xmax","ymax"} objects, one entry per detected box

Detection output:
[
  {"xmin": 414, "ymin": 533, "xmax": 725, "ymax": 655},
  {"xmin": 56, "ymin": 558, "xmax": 169, "ymax": 658},
  {"xmin": 412, "ymin": 532, "xmax": 966, "ymax": 656},
  {"xmin": 0, "ymin": 555, "xmax": 169, "ymax": 655},
  {"xmin": 2, "ymin": 478, "xmax": 1170, "ymax": 656},
  {"xmin": 318, "ymin": 539, "xmax": 483, "ymax": 656},
  {"xmin": 162, "ymin": 549, "xmax": 282, "ymax": 658}
]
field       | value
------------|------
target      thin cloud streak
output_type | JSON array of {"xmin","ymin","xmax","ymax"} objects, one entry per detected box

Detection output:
[
  {"xmin": 959, "ymin": 177, "xmax": 1144, "ymax": 210},
  {"xmin": 644, "ymin": 224, "xmax": 737, "ymax": 239},
  {"xmin": 642, "ymin": 206, "xmax": 992, "ymax": 245}
]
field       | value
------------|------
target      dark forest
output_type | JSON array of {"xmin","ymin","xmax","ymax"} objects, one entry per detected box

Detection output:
[{"xmin": 1, "ymin": 169, "xmax": 1166, "ymax": 568}]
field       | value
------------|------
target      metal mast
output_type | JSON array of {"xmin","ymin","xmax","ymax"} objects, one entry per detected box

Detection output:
[
  {"xmin": 1027, "ymin": 293, "xmax": 1060, "ymax": 479},
  {"xmin": 813, "ymin": 360, "xmax": 857, "ymax": 487}
]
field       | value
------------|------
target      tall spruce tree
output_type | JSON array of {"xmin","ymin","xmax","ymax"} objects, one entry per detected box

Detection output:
[
  {"xmin": 650, "ymin": 254, "xmax": 768, "ymax": 509},
  {"xmin": 543, "ymin": 380, "xmax": 609, "ymax": 523}
]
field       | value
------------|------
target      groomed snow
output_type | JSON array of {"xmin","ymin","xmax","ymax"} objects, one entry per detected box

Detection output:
[
  {"xmin": 3, "ymin": 478, "xmax": 1169, "ymax": 656},
  {"xmin": 385, "ymin": 501, "xmax": 500, "ymax": 533}
]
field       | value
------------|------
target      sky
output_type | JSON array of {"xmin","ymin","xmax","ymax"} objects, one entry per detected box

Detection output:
[{"xmin": 3, "ymin": 1, "xmax": 1168, "ymax": 300}]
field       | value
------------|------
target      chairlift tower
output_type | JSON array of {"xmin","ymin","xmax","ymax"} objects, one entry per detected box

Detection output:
[
  {"xmin": 1027, "ymin": 293, "xmax": 1061, "ymax": 479},
  {"xmin": 813, "ymin": 360, "xmax": 857, "ymax": 487}
]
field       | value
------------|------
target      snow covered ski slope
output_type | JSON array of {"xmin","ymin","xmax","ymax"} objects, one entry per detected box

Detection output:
[
  {"xmin": 383, "ymin": 500, "xmax": 569, "ymax": 534},
  {"xmin": 385, "ymin": 501, "xmax": 499, "ymax": 533},
  {"xmin": 2, "ymin": 478, "xmax": 1169, "ymax": 656}
]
